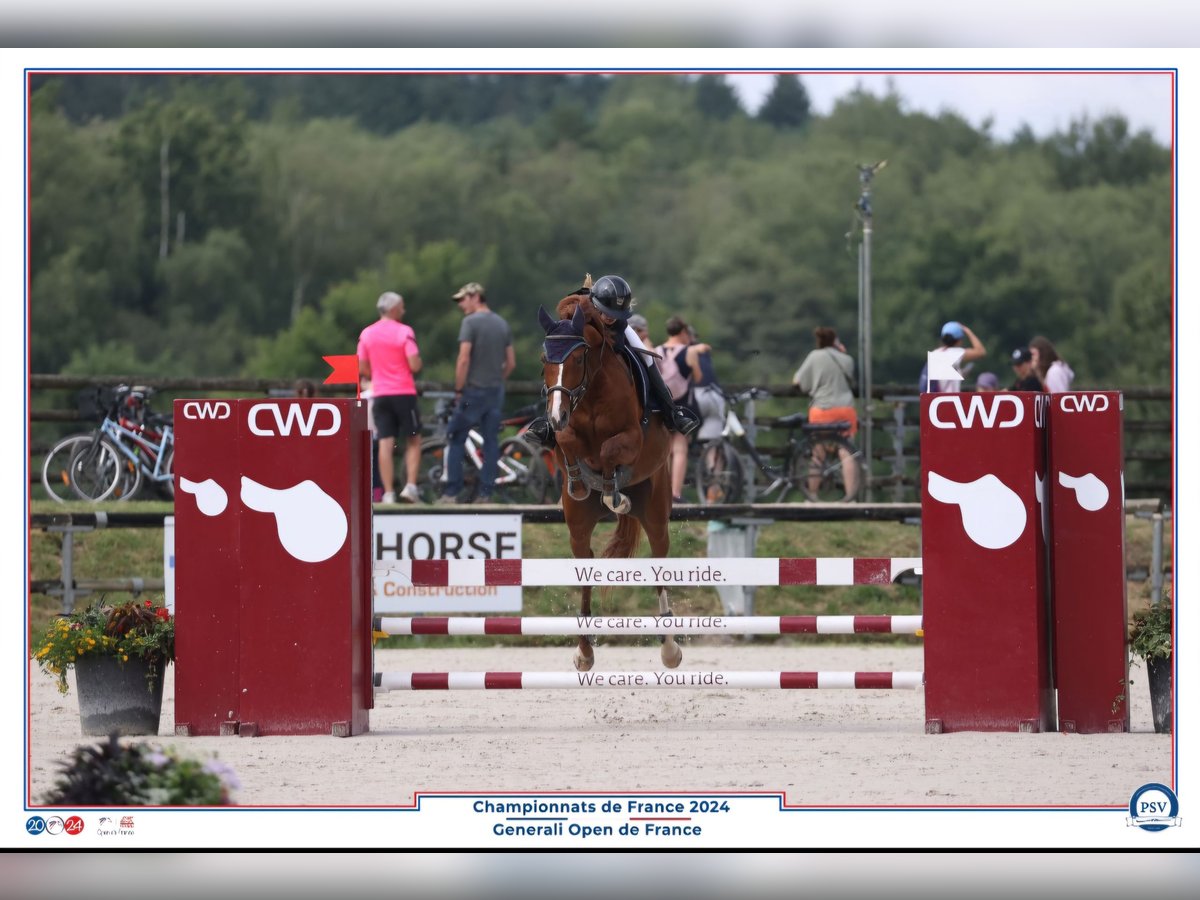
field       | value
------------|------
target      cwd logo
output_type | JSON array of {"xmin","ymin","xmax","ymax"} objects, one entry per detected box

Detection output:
[
  {"xmin": 182, "ymin": 400, "xmax": 232, "ymax": 420},
  {"xmin": 1059, "ymin": 394, "xmax": 1110, "ymax": 413},
  {"xmin": 248, "ymin": 403, "xmax": 342, "ymax": 437},
  {"xmin": 928, "ymin": 394, "xmax": 1024, "ymax": 429}
]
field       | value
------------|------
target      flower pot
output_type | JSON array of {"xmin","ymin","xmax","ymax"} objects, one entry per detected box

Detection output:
[
  {"xmin": 74, "ymin": 655, "xmax": 165, "ymax": 736},
  {"xmin": 1146, "ymin": 656, "xmax": 1173, "ymax": 735}
]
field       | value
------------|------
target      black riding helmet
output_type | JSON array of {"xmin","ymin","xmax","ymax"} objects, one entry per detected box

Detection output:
[{"xmin": 589, "ymin": 274, "xmax": 634, "ymax": 321}]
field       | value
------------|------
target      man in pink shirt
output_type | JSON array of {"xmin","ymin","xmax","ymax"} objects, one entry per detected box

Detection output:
[{"xmin": 358, "ymin": 291, "xmax": 423, "ymax": 503}]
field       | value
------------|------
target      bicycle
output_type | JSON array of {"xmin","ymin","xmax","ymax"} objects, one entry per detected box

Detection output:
[
  {"xmin": 41, "ymin": 387, "xmax": 139, "ymax": 503},
  {"xmin": 415, "ymin": 395, "xmax": 553, "ymax": 503},
  {"xmin": 694, "ymin": 387, "xmax": 864, "ymax": 504},
  {"xmin": 67, "ymin": 385, "xmax": 175, "ymax": 503}
]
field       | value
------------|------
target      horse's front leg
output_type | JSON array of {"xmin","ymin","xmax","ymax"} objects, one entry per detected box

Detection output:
[
  {"xmin": 642, "ymin": 473, "xmax": 683, "ymax": 669},
  {"xmin": 568, "ymin": 528, "xmax": 596, "ymax": 672},
  {"xmin": 556, "ymin": 431, "xmax": 591, "ymax": 501},
  {"xmin": 657, "ymin": 585, "xmax": 682, "ymax": 669},
  {"xmin": 575, "ymin": 584, "xmax": 595, "ymax": 672},
  {"xmin": 598, "ymin": 429, "xmax": 642, "ymax": 514}
]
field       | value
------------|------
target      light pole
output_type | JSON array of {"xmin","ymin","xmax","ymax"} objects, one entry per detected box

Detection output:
[{"xmin": 855, "ymin": 160, "xmax": 886, "ymax": 503}]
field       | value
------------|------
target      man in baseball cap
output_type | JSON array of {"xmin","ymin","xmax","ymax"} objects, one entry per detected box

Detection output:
[
  {"xmin": 1009, "ymin": 346, "xmax": 1042, "ymax": 391},
  {"xmin": 452, "ymin": 282, "xmax": 484, "ymax": 301}
]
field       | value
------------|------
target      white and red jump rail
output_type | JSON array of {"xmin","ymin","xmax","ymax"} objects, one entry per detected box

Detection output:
[
  {"xmin": 374, "ymin": 671, "xmax": 925, "ymax": 691},
  {"xmin": 373, "ymin": 556, "xmax": 924, "ymax": 694},
  {"xmin": 372, "ymin": 556, "xmax": 921, "ymax": 587}
]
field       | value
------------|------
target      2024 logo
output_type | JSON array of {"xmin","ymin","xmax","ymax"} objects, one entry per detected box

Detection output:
[{"xmin": 26, "ymin": 814, "xmax": 84, "ymax": 835}]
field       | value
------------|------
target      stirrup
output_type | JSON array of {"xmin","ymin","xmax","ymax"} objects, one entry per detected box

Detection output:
[{"xmin": 672, "ymin": 407, "xmax": 700, "ymax": 435}]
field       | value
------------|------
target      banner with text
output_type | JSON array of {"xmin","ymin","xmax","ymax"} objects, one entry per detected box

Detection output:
[
  {"xmin": 373, "ymin": 513, "xmax": 523, "ymax": 613},
  {"xmin": 165, "ymin": 513, "xmax": 524, "ymax": 613}
]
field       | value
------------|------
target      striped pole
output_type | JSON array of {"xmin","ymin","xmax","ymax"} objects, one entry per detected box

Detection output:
[
  {"xmin": 372, "ymin": 557, "xmax": 922, "ymax": 587},
  {"xmin": 374, "ymin": 671, "xmax": 925, "ymax": 691},
  {"xmin": 376, "ymin": 614, "xmax": 923, "ymax": 636}
]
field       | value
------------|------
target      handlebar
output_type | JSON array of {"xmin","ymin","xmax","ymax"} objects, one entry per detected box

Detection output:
[{"xmin": 719, "ymin": 386, "xmax": 772, "ymax": 403}]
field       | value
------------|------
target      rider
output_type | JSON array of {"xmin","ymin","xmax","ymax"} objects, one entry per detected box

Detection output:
[{"xmin": 525, "ymin": 274, "xmax": 701, "ymax": 447}]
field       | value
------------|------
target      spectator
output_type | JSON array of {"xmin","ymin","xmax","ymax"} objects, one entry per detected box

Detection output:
[
  {"xmin": 655, "ymin": 316, "xmax": 699, "ymax": 502},
  {"xmin": 1030, "ymin": 336, "xmax": 1075, "ymax": 393},
  {"xmin": 975, "ymin": 372, "xmax": 1000, "ymax": 392},
  {"xmin": 293, "ymin": 378, "xmax": 317, "ymax": 398},
  {"xmin": 360, "ymin": 377, "xmax": 385, "ymax": 503},
  {"xmin": 357, "ymin": 291, "xmax": 423, "ymax": 504},
  {"xmin": 681, "ymin": 327, "xmax": 725, "ymax": 441},
  {"xmin": 794, "ymin": 326, "xmax": 858, "ymax": 435},
  {"xmin": 438, "ymin": 282, "xmax": 515, "ymax": 504},
  {"xmin": 920, "ymin": 321, "xmax": 987, "ymax": 392},
  {"xmin": 793, "ymin": 325, "xmax": 860, "ymax": 501},
  {"xmin": 1009, "ymin": 347, "xmax": 1043, "ymax": 391},
  {"xmin": 628, "ymin": 313, "xmax": 651, "ymax": 347}
]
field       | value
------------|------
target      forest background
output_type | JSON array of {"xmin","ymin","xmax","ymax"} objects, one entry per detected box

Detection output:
[{"xmin": 29, "ymin": 72, "xmax": 1172, "ymax": 400}]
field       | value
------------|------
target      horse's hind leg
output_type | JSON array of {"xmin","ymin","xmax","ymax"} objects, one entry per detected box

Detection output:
[
  {"xmin": 658, "ymin": 586, "xmax": 682, "ymax": 668},
  {"xmin": 575, "ymin": 583, "xmax": 595, "ymax": 672}
]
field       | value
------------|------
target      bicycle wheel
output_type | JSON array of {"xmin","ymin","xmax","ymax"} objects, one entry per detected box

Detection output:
[
  {"xmin": 40, "ymin": 434, "xmax": 94, "ymax": 503},
  {"xmin": 418, "ymin": 438, "xmax": 479, "ymax": 501},
  {"xmin": 69, "ymin": 438, "xmax": 140, "ymax": 502},
  {"xmin": 792, "ymin": 435, "xmax": 862, "ymax": 502},
  {"xmin": 695, "ymin": 439, "xmax": 745, "ymax": 504},
  {"xmin": 494, "ymin": 437, "xmax": 550, "ymax": 504},
  {"xmin": 151, "ymin": 446, "xmax": 175, "ymax": 500}
]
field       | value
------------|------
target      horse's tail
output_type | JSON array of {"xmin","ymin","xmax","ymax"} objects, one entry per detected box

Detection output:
[{"xmin": 602, "ymin": 514, "xmax": 643, "ymax": 560}]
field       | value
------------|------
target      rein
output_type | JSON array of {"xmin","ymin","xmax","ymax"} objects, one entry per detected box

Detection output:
[{"xmin": 541, "ymin": 327, "xmax": 609, "ymax": 414}]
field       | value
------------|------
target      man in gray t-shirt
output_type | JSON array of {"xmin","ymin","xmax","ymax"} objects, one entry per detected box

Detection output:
[{"xmin": 437, "ymin": 282, "xmax": 515, "ymax": 503}]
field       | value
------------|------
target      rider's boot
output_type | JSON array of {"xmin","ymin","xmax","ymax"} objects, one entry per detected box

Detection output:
[
  {"xmin": 524, "ymin": 416, "xmax": 557, "ymax": 449},
  {"xmin": 645, "ymin": 363, "xmax": 700, "ymax": 435}
]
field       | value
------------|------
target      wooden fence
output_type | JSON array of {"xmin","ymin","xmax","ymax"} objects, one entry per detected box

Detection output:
[{"xmin": 29, "ymin": 374, "xmax": 1173, "ymax": 501}]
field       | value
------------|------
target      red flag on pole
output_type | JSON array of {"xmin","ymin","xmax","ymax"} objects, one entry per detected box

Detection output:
[{"xmin": 322, "ymin": 355, "xmax": 360, "ymax": 399}]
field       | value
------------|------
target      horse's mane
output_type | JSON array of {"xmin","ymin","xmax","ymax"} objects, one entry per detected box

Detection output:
[{"xmin": 555, "ymin": 273, "xmax": 612, "ymax": 343}]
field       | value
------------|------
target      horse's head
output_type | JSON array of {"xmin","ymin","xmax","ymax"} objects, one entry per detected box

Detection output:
[{"xmin": 539, "ymin": 298, "xmax": 604, "ymax": 431}]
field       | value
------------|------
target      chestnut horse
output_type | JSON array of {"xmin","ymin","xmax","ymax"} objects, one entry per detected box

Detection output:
[{"xmin": 538, "ymin": 284, "xmax": 679, "ymax": 672}]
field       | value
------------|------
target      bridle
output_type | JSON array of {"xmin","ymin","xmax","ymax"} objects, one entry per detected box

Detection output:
[{"xmin": 541, "ymin": 334, "xmax": 594, "ymax": 413}]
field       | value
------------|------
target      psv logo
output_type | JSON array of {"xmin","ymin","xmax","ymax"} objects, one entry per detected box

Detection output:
[{"xmin": 248, "ymin": 403, "xmax": 342, "ymax": 437}]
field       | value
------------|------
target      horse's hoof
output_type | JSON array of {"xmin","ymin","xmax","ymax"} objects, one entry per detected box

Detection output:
[
  {"xmin": 661, "ymin": 641, "xmax": 683, "ymax": 669},
  {"xmin": 574, "ymin": 651, "xmax": 595, "ymax": 672}
]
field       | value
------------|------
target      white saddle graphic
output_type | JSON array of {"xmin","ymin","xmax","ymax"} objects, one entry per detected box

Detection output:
[
  {"xmin": 1058, "ymin": 471, "xmax": 1109, "ymax": 511},
  {"xmin": 240, "ymin": 477, "xmax": 348, "ymax": 563},
  {"xmin": 928, "ymin": 471, "xmax": 1026, "ymax": 550},
  {"xmin": 1035, "ymin": 471, "xmax": 1046, "ymax": 540},
  {"xmin": 178, "ymin": 477, "xmax": 228, "ymax": 517}
]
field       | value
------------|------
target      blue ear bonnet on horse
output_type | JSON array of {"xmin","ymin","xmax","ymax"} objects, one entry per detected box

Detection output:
[{"xmin": 538, "ymin": 304, "xmax": 589, "ymax": 363}]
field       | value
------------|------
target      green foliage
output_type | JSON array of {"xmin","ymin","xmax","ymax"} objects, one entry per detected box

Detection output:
[
  {"xmin": 42, "ymin": 733, "xmax": 238, "ymax": 806},
  {"xmin": 758, "ymin": 74, "xmax": 812, "ymax": 129},
  {"xmin": 32, "ymin": 598, "xmax": 174, "ymax": 695},
  {"xmin": 1129, "ymin": 596, "xmax": 1172, "ymax": 661},
  {"xmin": 29, "ymin": 73, "xmax": 1172, "ymax": 395}
]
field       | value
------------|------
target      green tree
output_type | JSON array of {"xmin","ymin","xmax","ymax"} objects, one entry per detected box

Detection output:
[
  {"xmin": 757, "ymin": 74, "xmax": 812, "ymax": 130},
  {"xmin": 694, "ymin": 74, "xmax": 743, "ymax": 120}
]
